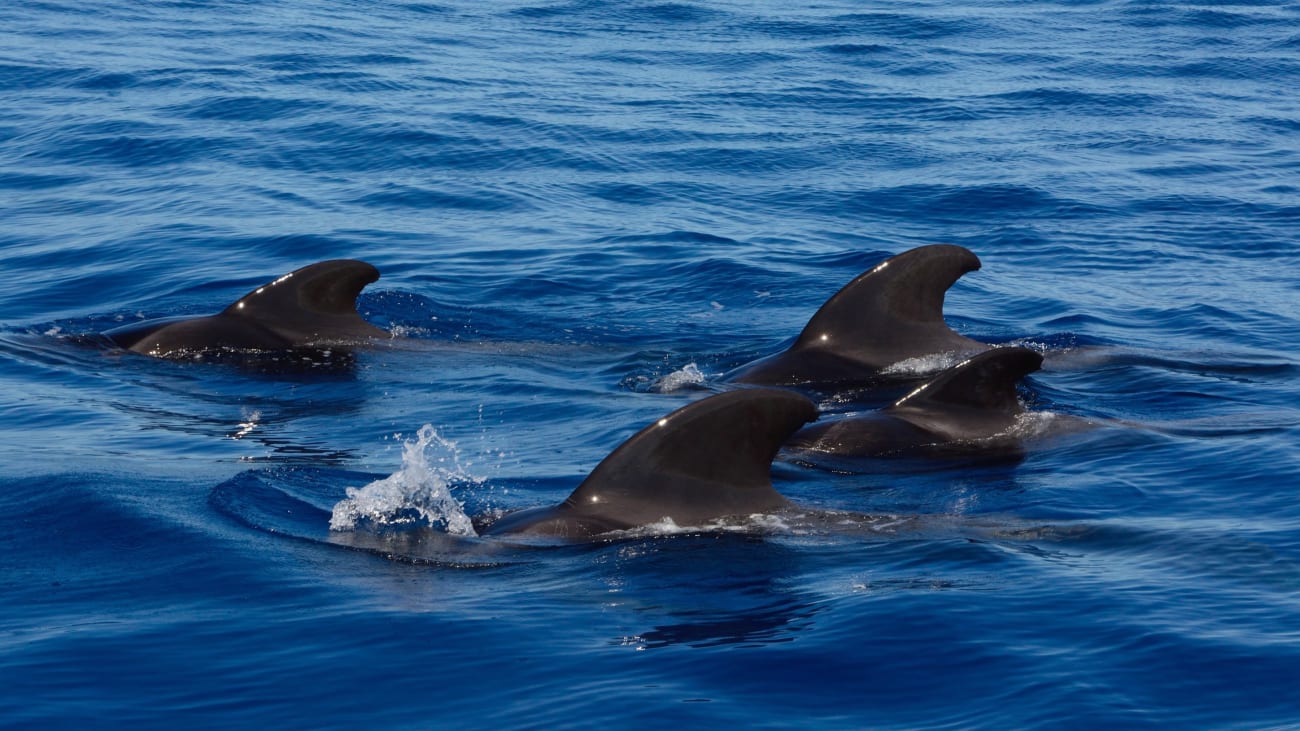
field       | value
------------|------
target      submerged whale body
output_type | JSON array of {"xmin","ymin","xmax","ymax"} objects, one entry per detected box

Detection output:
[
  {"xmin": 105, "ymin": 260, "xmax": 388, "ymax": 357},
  {"xmin": 785, "ymin": 346, "xmax": 1043, "ymax": 461},
  {"xmin": 481, "ymin": 389, "xmax": 819, "ymax": 538},
  {"xmin": 728, "ymin": 244, "xmax": 989, "ymax": 387}
]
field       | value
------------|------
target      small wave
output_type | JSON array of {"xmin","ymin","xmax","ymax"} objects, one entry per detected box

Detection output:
[
  {"xmin": 354, "ymin": 183, "xmax": 528, "ymax": 212},
  {"xmin": 329, "ymin": 425, "xmax": 478, "ymax": 536},
  {"xmin": 172, "ymin": 95, "xmax": 335, "ymax": 122}
]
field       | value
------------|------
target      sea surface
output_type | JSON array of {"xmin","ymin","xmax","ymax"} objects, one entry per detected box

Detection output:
[{"xmin": 3, "ymin": 1, "xmax": 1299, "ymax": 728}]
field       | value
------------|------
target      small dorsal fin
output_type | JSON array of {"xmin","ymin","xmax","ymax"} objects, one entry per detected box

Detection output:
[
  {"xmin": 891, "ymin": 346, "xmax": 1042, "ymax": 415},
  {"xmin": 221, "ymin": 260, "xmax": 387, "ymax": 342},
  {"xmin": 792, "ymin": 244, "xmax": 984, "ymax": 363},
  {"xmin": 562, "ymin": 389, "xmax": 818, "ymax": 527}
]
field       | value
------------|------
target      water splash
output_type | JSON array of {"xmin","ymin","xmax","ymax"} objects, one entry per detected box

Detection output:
[
  {"xmin": 881, "ymin": 351, "xmax": 971, "ymax": 377},
  {"xmin": 329, "ymin": 425, "xmax": 478, "ymax": 536},
  {"xmin": 653, "ymin": 362, "xmax": 707, "ymax": 392},
  {"xmin": 614, "ymin": 513, "xmax": 797, "ymax": 538},
  {"xmin": 1008, "ymin": 410, "xmax": 1096, "ymax": 441},
  {"xmin": 230, "ymin": 408, "xmax": 260, "ymax": 440},
  {"xmin": 387, "ymin": 324, "xmax": 430, "ymax": 338}
]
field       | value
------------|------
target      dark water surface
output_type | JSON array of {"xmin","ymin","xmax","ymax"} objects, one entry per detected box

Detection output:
[{"xmin": 3, "ymin": 1, "xmax": 1299, "ymax": 728}]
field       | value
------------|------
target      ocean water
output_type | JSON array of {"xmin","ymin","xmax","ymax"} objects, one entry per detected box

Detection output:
[{"xmin": 3, "ymin": 0, "xmax": 1299, "ymax": 727}]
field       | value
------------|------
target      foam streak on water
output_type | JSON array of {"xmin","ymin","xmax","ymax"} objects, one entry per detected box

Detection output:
[{"xmin": 329, "ymin": 425, "xmax": 477, "ymax": 536}]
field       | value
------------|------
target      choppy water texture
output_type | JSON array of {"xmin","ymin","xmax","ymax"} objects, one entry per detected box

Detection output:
[{"xmin": 3, "ymin": 1, "xmax": 1299, "ymax": 728}]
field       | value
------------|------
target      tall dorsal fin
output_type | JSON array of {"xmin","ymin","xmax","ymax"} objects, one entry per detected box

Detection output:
[
  {"xmin": 890, "ymin": 346, "xmax": 1042, "ymax": 415},
  {"xmin": 562, "ymin": 389, "xmax": 818, "ymax": 527},
  {"xmin": 221, "ymin": 260, "xmax": 387, "ymax": 342},
  {"xmin": 792, "ymin": 244, "xmax": 984, "ymax": 361}
]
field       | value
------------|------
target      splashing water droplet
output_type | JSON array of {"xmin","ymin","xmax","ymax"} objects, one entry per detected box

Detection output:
[
  {"xmin": 882, "ymin": 351, "xmax": 972, "ymax": 377},
  {"xmin": 653, "ymin": 362, "xmax": 707, "ymax": 392},
  {"xmin": 329, "ymin": 425, "xmax": 478, "ymax": 536}
]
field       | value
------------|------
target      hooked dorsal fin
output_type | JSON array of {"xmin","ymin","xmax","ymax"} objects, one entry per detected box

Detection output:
[
  {"xmin": 792, "ymin": 244, "xmax": 984, "ymax": 364},
  {"xmin": 890, "ymin": 346, "xmax": 1042, "ymax": 415},
  {"xmin": 562, "ymin": 389, "xmax": 818, "ymax": 528},
  {"xmin": 221, "ymin": 260, "xmax": 387, "ymax": 343}
]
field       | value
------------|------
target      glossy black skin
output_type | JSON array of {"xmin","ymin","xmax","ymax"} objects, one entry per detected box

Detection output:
[
  {"xmin": 105, "ymin": 260, "xmax": 387, "ymax": 357},
  {"xmin": 481, "ymin": 389, "xmax": 819, "ymax": 539},
  {"xmin": 785, "ymin": 347, "xmax": 1044, "ymax": 460},
  {"xmin": 728, "ymin": 244, "xmax": 988, "ymax": 388}
]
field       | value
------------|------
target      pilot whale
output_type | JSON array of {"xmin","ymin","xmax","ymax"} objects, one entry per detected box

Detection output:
[
  {"xmin": 105, "ymin": 260, "xmax": 388, "ymax": 357},
  {"xmin": 727, "ymin": 244, "xmax": 989, "ymax": 387},
  {"xmin": 784, "ymin": 346, "xmax": 1043, "ymax": 461},
  {"xmin": 480, "ymin": 388, "xmax": 818, "ymax": 538}
]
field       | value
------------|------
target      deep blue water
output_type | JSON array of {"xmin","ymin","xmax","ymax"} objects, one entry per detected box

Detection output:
[{"xmin": 3, "ymin": 0, "xmax": 1300, "ymax": 727}]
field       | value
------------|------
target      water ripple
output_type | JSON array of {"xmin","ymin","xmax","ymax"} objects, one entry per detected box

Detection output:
[{"xmin": 2, "ymin": 0, "xmax": 1299, "ymax": 727}]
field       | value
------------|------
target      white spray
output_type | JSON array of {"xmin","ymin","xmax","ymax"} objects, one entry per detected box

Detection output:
[{"xmin": 329, "ymin": 425, "xmax": 478, "ymax": 537}]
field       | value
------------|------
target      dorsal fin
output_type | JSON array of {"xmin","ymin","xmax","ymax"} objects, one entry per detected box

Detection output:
[
  {"xmin": 562, "ymin": 389, "xmax": 818, "ymax": 527},
  {"xmin": 890, "ymin": 346, "xmax": 1042, "ymax": 415},
  {"xmin": 221, "ymin": 260, "xmax": 387, "ymax": 342},
  {"xmin": 792, "ymin": 244, "xmax": 984, "ymax": 363}
]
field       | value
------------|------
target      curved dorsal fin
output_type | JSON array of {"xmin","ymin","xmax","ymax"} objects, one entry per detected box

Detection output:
[
  {"xmin": 792, "ymin": 244, "xmax": 984, "ymax": 363},
  {"xmin": 891, "ymin": 346, "xmax": 1042, "ymax": 415},
  {"xmin": 562, "ymin": 389, "xmax": 818, "ymax": 528},
  {"xmin": 222, "ymin": 260, "xmax": 387, "ymax": 342}
]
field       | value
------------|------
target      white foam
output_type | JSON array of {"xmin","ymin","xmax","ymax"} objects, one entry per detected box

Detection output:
[
  {"xmin": 881, "ymin": 351, "xmax": 969, "ymax": 376},
  {"xmin": 1008, "ymin": 410, "xmax": 1093, "ymax": 441},
  {"xmin": 230, "ymin": 409, "xmax": 260, "ymax": 440},
  {"xmin": 613, "ymin": 512, "xmax": 793, "ymax": 538},
  {"xmin": 652, "ymin": 362, "xmax": 707, "ymax": 392},
  {"xmin": 387, "ymin": 324, "xmax": 429, "ymax": 338},
  {"xmin": 329, "ymin": 424, "xmax": 478, "ymax": 536}
]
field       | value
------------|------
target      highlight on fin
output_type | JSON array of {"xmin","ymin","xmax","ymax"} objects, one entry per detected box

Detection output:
[
  {"xmin": 785, "ymin": 346, "xmax": 1044, "ymax": 460},
  {"xmin": 891, "ymin": 346, "xmax": 1043, "ymax": 416},
  {"xmin": 728, "ymin": 244, "xmax": 989, "ymax": 387},
  {"xmin": 104, "ymin": 259, "xmax": 388, "ymax": 358},
  {"xmin": 482, "ymin": 388, "xmax": 818, "ymax": 538}
]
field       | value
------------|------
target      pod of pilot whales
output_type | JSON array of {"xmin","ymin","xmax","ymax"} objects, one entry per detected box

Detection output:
[{"xmin": 103, "ymin": 244, "xmax": 1077, "ymax": 539}]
